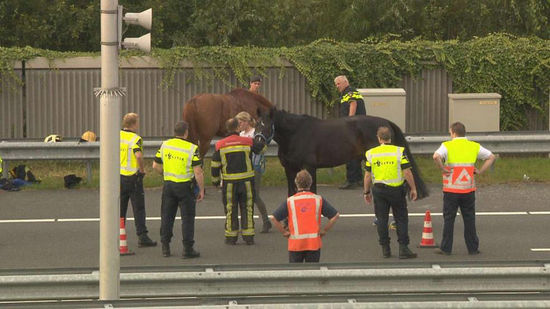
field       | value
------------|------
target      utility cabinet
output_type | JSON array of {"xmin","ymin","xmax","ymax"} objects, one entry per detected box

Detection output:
[
  {"xmin": 358, "ymin": 88, "xmax": 407, "ymax": 132},
  {"xmin": 448, "ymin": 93, "xmax": 501, "ymax": 132}
]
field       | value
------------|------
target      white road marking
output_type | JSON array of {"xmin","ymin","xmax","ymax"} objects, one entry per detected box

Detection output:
[
  {"xmin": 0, "ymin": 211, "xmax": 547, "ymax": 224},
  {"xmin": 530, "ymin": 248, "xmax": 550, "ymax": 252},
  {"xmin": 528, "ymin": 211, "xmax": 550, "ymax": 215}
]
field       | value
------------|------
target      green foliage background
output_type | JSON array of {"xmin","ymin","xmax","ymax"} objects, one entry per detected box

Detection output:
[
  {"xmin": 1, "ymin": 0, "xmax": 548, "ymax": 50},
  {"xmin": 1, "ymin": 34, "xmax": 548, "ymax": 130}
]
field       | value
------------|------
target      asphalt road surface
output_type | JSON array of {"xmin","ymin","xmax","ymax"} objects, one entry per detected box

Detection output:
[{"xmin": 1, "ymin": 183, "xmax": 549, "ymax": 269}]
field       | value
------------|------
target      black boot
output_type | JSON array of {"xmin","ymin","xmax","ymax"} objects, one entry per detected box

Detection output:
[
  {"xmin": 399, "ymin": 245, "xmax": 417, "ymax": 259},
  {"xmin": 382, "ymin": 244, "xmax": 391, "ymax": 258},
  {"xmin": 183, "ymin": 248, "xmax": 200, "ymax": 259},
  {"xmin": 260, "ymin": 220, "xmax": 272, "ymax": 233},
  {"xmin": 162, "ymin": 242, "xmax": 170, "ymax": 257},
  {"xmin": 138, "ymin": 233, "xmax": 157, "ymax": 247}
]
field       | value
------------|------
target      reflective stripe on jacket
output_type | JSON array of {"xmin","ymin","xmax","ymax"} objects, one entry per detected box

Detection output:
[
  {"xmin": 442, "ymin": 139, "xmax": 480, "ymax": 193},
  {"xmin": 212, "ymin": 135, "xmax": 255, "ymax": 182},
  {"xmin": 365, "ymin": 144, "xmax": 409, "ymax": 187},
  {"xmin": 287, "ymin": 192, "xmax": 323, "ymax": 251},
  {"xmin": 156, "ymin": 138, "xmax": 198, "ymax": 183},
  {"xmin": 120, "ymin": 130, "xmax": 141, "ymax": 176}
]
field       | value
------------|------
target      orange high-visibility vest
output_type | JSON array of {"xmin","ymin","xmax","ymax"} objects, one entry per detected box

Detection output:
[
  {"xmin": 442, "ymin": 138, "xmax": 480, "ymax": 193},
  {"xmin": 287, "ymin": 192, "xmax": 323, "ymax": 251}
]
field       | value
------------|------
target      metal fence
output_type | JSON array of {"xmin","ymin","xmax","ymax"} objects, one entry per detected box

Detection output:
[
  {"xmin": 1, "ymin": 57, "xmax": 548, "ymax": 139},
  {"xmin": 1, "ymin": 263, "xmax": 549, "ymax": 302},
  {"xmin": 2, "ymin": 133, "xmax": 550, "ymax": 181}
]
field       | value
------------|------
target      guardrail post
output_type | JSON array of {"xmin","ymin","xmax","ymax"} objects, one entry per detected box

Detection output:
[
  {"xmin": 86, "ymin": 161, "xmax": 93, "ymax": 184},
  {"xmin": 1, "ymin": 160, "xmax": 7, "ymax": 179}
]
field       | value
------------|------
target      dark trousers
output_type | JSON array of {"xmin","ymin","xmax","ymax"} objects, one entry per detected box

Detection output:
[
  {"xmin": 441, "ymin": 192, "xmax": 479, "ymax": 253},
  {"xmin": 160, "ymin": 181, "xmax": 196, "ymax": 250},
  {"xmin": 346, "ymin": 158, "xmax": 363, "ymax": 183},
  {"xmin": 222, "ymin": 179, "xmax": 255, "ymax": 242},
  {"xmin": 372, "ymin": 184, "xmax": 409, "ymax": 246},
  {"xmin": 289, "ymin": 250, "xmax": 321, "ymax": 263},
  {"xmin": 253, "ymin": 170, "xmax": 269, "ymax": 223},
  {"xmin": 120, "ymin": 174, "xmax": 147, "ymax": 236}
]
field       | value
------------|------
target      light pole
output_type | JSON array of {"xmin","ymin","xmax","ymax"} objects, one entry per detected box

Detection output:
[{"xmin": 96, "ymin": 0, "xmax": 151, "ymax": 300}]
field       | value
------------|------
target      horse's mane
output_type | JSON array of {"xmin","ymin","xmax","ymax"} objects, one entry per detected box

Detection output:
[
  {"xmin": 273, "ymin": 109, "xmax": 320, "ymax": 133},
  {"xmin": 228, "ymin": 88, "xmax": 274, "ymax": 109}
]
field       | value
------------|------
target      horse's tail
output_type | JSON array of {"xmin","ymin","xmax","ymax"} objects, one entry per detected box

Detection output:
[
  {"xmin": 182, "ymin": 97, "xmax": 199, "ymax": 144},
  {"xmin": 388, "ymin": 121, "xmax": 429, "ymax": 200}
]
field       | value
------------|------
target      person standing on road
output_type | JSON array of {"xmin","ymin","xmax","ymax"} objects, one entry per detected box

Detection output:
[
  {"xmin": 363, "ymin": 126, "xmax": 418, "ymax": 259},
  {"xmin": 211, "ymin": 117, "xmax": 266, "ymax": 245},
  {"xmin": 334, "ymin": 75, "xmax": 366, "ymax": 189},
  {"xmin": 236, "ymin": 111, "xmax": 272, "ymax": 233},
  {"xmin": 119, "ymin": 113, "xmax": 157, "ymax": 249},
  {"xmin": 271, "ymin": 169, "xmax": 340, "ymax": 263},
  {"xmin": 153, "ymin": 121, "xmax": 204, "ymax": 258},
  {"xmin": 433, "ymin": 121, "xmax": 496, "ymax": 256},
  {"xmin": 248, "ymin": 75, "xmax": 262, "ymax": 94}
]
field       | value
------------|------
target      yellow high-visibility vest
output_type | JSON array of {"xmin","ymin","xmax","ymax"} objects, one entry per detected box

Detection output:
[
  {"xmin": 120, "ymin": 130, "xmax": 141, "ymax": 176},
  {"xmin": 442, "ymin": 139, "xmax": 480, "ymax": 193},
  {"xmin": 156, "ymin": 138, "xmax": 199, "ymax": 183},
  {"xmin": 365, "ymin": 144, "xmax": 409, "ymax": 187}
]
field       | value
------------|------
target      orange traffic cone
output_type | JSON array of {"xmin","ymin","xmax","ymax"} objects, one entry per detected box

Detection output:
[
  {"xmin": 418, "ymin": 210, "xmax": 437, "ymax": 248},
  {"xmin": 120, "ymin": 217, "xmax": 135, "ymax": 256}
]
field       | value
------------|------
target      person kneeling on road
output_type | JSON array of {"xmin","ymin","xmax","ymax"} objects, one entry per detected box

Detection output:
[{"xmin": 271, "ymin": 169, "xmax": 340, "ymax": 263}]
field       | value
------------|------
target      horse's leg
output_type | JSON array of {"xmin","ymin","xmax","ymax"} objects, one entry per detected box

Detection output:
[
  {"xmin": 305, "ymin": 166, "xmax": 317, "ymax": 194},
  {"xmin": 198, "ymin": 137, "xmax": 210, "ymax": 158},
  {"xmin": 284, "ymin": 166, "xmax": 299, "ymax": 197}
]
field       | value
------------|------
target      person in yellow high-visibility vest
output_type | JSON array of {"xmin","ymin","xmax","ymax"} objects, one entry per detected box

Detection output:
[
  {"xmin": 120, "ymin": 113, "xmax": 157, "ymax": 248},
  {"xmin": 363, "ymin": 126, "xmax": 418, "ymax": 259},
  {"xmin": 153, "ymin": 121, "xmax": 204, "ymax": 258},
  {"xmin": 433, "ymin": 122, "xmax": 495, "ymax": 256}
]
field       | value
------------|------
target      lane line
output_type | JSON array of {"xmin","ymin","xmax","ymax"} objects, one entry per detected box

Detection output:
[
  {"xmin": 1, "ymin": 211, "xmax": 547, "ymax": 224},
  {"xmin": 530, "ymin": 248, "xmax": 550, "ymax": 252},
  {"xmin": 0, "ymin": 219, "xmax": 55, "ymax": 223},
  {"xmin": 528, "ymin": 211, "xmax": 550, "ymax": 215}
]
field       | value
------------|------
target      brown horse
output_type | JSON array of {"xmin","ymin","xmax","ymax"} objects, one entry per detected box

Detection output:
[{"xmin": 182, "ymin": 88, "xmax": 274, "ymax": 156}]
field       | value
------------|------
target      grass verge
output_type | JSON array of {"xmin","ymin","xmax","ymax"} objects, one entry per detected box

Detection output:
[{"xmin": 4, "ymin": 155, "xmax": 549, "ymax": 190}]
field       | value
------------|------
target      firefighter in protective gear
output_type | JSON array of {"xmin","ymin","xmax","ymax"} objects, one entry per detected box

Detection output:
[
  {"xmin": 364, "ymin": 126, "xmax": 418, "ymax": 259},
  {"xmin": 272, "ymin": 169, "xmax": 340, "ymax": 263},
  {"xmin": 120, "ymin": 113, "xmax": 157, "ymax": 249},
  {"xmin": 153, "ymin": 121, "xmax": 204, "ymax": 258},
  {"xmin": 211, "ymin": 117, "xmax": 266, "ymax": 245},
  {"xmin": 433, "ymin": 122, "xmax": 495, "ymax": 256}
]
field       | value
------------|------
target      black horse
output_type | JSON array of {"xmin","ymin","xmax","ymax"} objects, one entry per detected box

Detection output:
[{"xmin": 261, "ymin": 108, "xmax": 429, "ymax": 199}]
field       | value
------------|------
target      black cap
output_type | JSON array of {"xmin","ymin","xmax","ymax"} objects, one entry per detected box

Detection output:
[{"xmin": 250, "ymin": 75, "xmax": 262, "ymax": 83}]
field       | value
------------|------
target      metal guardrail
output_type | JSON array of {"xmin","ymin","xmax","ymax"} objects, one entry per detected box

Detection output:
[
  {"xmin": 1, "ymin": 264, "xmax": 549, "ymax": 302},
  {"xmin": 1, "ymin": 133, "xmax": 550, "ymax": 180}
]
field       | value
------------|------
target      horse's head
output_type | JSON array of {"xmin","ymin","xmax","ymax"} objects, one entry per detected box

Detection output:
[{"xmin": 254, "ymin": 107, "xmax": 275, "ymax": 144}]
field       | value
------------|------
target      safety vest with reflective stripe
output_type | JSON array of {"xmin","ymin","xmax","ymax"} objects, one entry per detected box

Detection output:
[
  {"xmin": 157, "ymin": 138, "xmax": 197, "ymax": 183},
  {"xmin": 120, "ymin": 130, "xmax": 141, "ymax": 176},
  {"xmin": 287, "ymin": 192, "xmax": 323, "ymax": 251},
  {"xmin": 214, "ymin": 135, "xmax": 255, "ymax": 182},
  {"xmin": 0, "ymin": 155, "xmax": 3, "ymax": 174},
  {"xmin": 365, "ymin": 144, "xmax": 408, "ymax": 187},
  {"xmin": 442, "ymin": 139, "xmax": 480, "ymax": 193}
]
